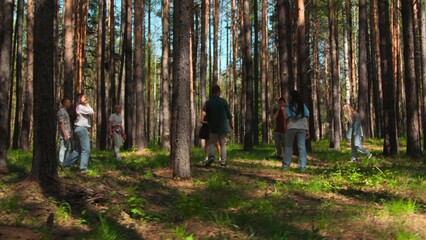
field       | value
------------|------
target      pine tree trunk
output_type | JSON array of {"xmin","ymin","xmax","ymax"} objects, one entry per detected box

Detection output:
[
  {"xmin": 253, "ymin": 0, "xmax": 259, "ymax": 146},
  {"xmin": 96, "ymin": 0, "xmax": 107, "ymax": 150},
  {"xmin": 30, "ymin": 0, "xmax": 58, "ymax": 183},
  {"xmin": 312, "ymin": 14, "xmax": 321, "ymax": 140},
  {"xmin": 232, "ymin": 0, "xmax": 239, "ymax": 142},
  {"xmin": 418, "ymin": 0, "xmax": 426, "ymax": 152},
  {"xmin": 261, "ymin": 0, "xmax": 269, "ymax": 144},
  {"xmin": 277, "ymin": 0, "xmax": 292, "ymax": 99},
  {"xmin": 345, "ymin": 0, "xmax": 356, "ymax": 104},
  {"xmin": 147, "ymin": 0, "xmax": 152, "ymax": 142},
  {"xmin": 358, "ymin": 0, "xmax": 369, "ymax": 137},
  {"xmin": 212, "ymin": 0, "xmax": 219, "ymax": 85},
  {"xmin": 20, "ymin": 0, "xmax": 34, "ymax": 152},
  {"xmin": 160, "ymin": 0, "xmax": 171, "ymax": 150},
  {"xmin": 0, "ymin": 0, "xmax": 13, "ymax": 173},
  {"xmin": 171, "ymin": 0, "xmax": 192, "ymax": 179},
  {"xmin": 242, "ymin": 0, "xmax": 253, "ymax": 150},
  {"xmin": 108, "ymin": 0, "xmax": 116, "ymax": 107},
  {"xmin": 75, "ymin": 0, "xmax": 88, "ymax": 94},
  {"xmin": 371, "ymin": 0, "xmax": 383, "ymax": 138},
  {"xmin": 134, "ymin": 0, "xmax": 146, "ymax": 150},
  {"xmin": 328, "ymin": 0, "xmax": 341, "ymax": 150},
  {"xmin": 378, "ymin": 0, "xmax": 399, "ymax": 155},
  {"xmin": 63, "ymin": 0, "xmax": 74, "ymax": 100},
  {"xmin": 124, "ymin": 0, "xmax": 134, "ymax": 148},
  {"xmin": 12, "ymin": 0, "xmax": 24, "ymax": 149},
  {"xmin": 401, "ymin": 1, "xmax": 422, "ymax": 157}
]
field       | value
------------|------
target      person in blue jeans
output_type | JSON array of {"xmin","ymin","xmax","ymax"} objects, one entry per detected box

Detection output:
[
  {"xmin": 282, "ymin": 90, "xmax": 310, "ymax": 171},
  {"xmin": 62, "ymin": 94, "xmax": 94, "ymax": 172},
  {"xmin": 343, "ymin": 104, "xmax": 372, "ymax": 162}
]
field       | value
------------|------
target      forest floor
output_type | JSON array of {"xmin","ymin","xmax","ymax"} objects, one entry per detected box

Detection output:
[{"xmin": 0, "ymin": 140, "xmax": 425, "ymax": 240}]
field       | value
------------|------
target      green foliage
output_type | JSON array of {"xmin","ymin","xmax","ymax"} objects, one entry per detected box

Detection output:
[
  {"xmin": 0, "ymin": 195, "xmax": 20, "ymax": 213},
  {"xmin": 56, "ymin": 201, "xmax": 72, "ymax": 222},
  {"xmin": 174, "ymin": 225, "xmax": 195, "ymax": 240},
  {"xmin": 382, "ymin": 199, "xmax": 417, "ymax": 217},
  {"xmin": 91, "ymin": 215, "xmax": 128, "ymax": 240}
]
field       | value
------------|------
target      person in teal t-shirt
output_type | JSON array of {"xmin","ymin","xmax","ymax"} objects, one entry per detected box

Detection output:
[{"xmin": 204, "ymin": 85, "xmax": 233, "ymax": 167}]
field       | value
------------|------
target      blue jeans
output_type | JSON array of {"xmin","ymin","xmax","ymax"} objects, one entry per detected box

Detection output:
[
  {"xmin": 63, "ymin": 126, "xmax": 91, "ymax": 170},
  {"xmin": 351, "ymin": 135, "xmax": 370, "ymax": 159},
  {"xmin": 283, "ymin": 129, "xmax": 307, "ymax": 169},
  {"xmin": 58, "ymin": 137, "xmax": 72, "ymax": 163}
]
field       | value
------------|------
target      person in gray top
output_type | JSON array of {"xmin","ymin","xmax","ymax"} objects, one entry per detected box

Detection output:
[
  {"xmin": 343, "ymin": 104, "xmax": 372, "ymax": 162},
  {"xmin": 57, "ymin": 98, "xmax": 72, "ymax": 163}
]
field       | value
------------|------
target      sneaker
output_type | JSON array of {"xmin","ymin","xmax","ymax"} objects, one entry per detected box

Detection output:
[
  {"xmin": 367, "ymin": 153, "xmax": 372, "ymax": 160},
  {"xmin": 349, "ymin": 158, "xmax": 357, "ymax": 163},
  {"xmin": 78, "ymin": 169, "xmax": 88, "ymax": 174},
  {"xmin": 220, "ymin": 162, "xmax": 227, "ymax": 168},
  {"xmin": 204, "ymin": 156, "xmax": 215, "ymax": 167}
]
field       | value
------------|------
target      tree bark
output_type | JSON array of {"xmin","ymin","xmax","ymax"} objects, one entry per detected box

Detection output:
[
  {"xmin": 378, "ymin": 0, "xmax": 399, "ymax": 155},
  {"xmin": 171, "ymin": 0, "xmax": 192, "ymax": 178},
  {"xmin": 124, "ymin": 0, "xmax": 134, "ymax": 148},
  {"xmin": 327, "ymin": 0, "xmax": 341, "ymax": 150},
  {"xmin": 12, "ymin": 0, "xmax": 24, "ymax": 149},
  {"xmin": 63, "ymin": 0, "xmax": 74, "ymax": 100},
  {"xmin": 96, "ymin": 0, "xmax": 107, "ymax": 150},
  {"xmin": 253, "ymin": 0, "xmax": 259, "ymax": 146},
  {"xmin": 20, "ymin": 0, "xmax": 34, "ymax": 152},
  {"xmin": 160, "ymin": 0, "xmax": 171, "ymax": 150},
  {"xmin": 108, "ymin": 0, "xmax": 116, "ymax": 107},
  {"xmin": 75, "ymin": 0, "xmax": 88, "ymax": 94},
  {"xmin": 0, "ymin": 0, "xmax": 13, "ymax": 173},
  {"xmin": 30, "ymin": 0, "xmax": 58, "ymax": 183},
  {"xmin": 401, "ymin": 0, "xmax": 422, "ymax": 157},
  {"xmin": 134, "ymin": 0, "xmax": 146, "ymax": 150},
  {"xmin": 232, "ymin": 0, "xmax": 239, "ymax": 141},
  {"xmin": 358, "ymin": 0, "xmax": 369, "ymax": 137},
  {"xmin": 418, "ymin": 0, "xmax": 426, "ymax": 153},
  {"xmin": 261, "ymin": 0, "xmax": 268, "ymax": 144},
  {"xmin": 277, "ymin": 0, "xmax": 292, "ymax": 99},
  {"xmin": 242, "ymin": 0, "xmax": 253, "ymax": 150},
  {"xmin": 213, "ymin": 0, "xmax": 219, "ymax": 85}
]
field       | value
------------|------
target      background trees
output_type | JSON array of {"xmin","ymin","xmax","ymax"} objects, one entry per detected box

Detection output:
[{"xmin": 0, "ymin": 0, "xmax": 425, "ymax": 176}]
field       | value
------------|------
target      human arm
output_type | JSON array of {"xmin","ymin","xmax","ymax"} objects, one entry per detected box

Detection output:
[
  {"xmin": 59, "ymin": 122, "xmax": 69, "ymax": 141},
  {"xmin": 199, "ymin": 111, "xmax": 208, "ymax": 124}
]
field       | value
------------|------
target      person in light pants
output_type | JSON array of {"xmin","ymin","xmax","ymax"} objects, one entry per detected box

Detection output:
[{"xmin": 109, "ymin": 105, "xmax": 126, "ymax": 159}]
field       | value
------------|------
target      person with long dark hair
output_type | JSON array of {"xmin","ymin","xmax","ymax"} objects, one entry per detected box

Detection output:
[
  {"xmin": 62, "ymin": 93, "xmax": 94, "ymax": 172},
  {"xmin": 343, "ymin": 104, "xmax": 372, "ymax": 162},
  {"xmin": 282, "ymin": 90, "xmax": 310, "ymax": 171}
]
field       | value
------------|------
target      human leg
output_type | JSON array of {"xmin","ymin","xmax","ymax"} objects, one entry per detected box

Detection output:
[
  {"xmin": 113, "ymin": 132, "xmax": 122, "ymax": 159},
  {"xmin": 59, "ymin": 138, "xmax": 67, "ymax": 163},
  {"xmin": 283, "ymin": 129, "xmax": 297, "ymax": 168},
  {"xmin": 218, "ymin": 133, "xmax": 228, "ymax": 165},
  {"xmin": 216, "ymin": 142, "xmax": 221, "ymax": 161},
  {"xmin": 75, "ymin": 127, "xmax": 91, "ymax": 170},
  {"xmin": 296, "ymin": 129, "xmax": 307, "ymax": 169},
  {"xmin": 206, "ymin": 133, "xmax": 219, "ymax": 166},
  {"xmin": 353, "ymin": 135, "xmax": 370, "ymax": 157},
  {"xmin": 273, "ymin": 131, "xmax": 283, "ymax": 158}
]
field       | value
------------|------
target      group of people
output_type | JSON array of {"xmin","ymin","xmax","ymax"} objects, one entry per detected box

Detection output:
[
  {"xmin": 57, "ymin": 94, "xmax": 126, "ymax": 172},
  {"xmin": 273, "ymin": 91, "xmax": 372, "ymax": 171},
  {"xmin": 57, "ymin": 87, "xmax": 371, "ymax": 173}
]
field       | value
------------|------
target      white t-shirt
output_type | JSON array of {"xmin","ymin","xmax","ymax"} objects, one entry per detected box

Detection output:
[{"xmin": 75, "ymin": 104, "xmax": 94, "ymax": 128}]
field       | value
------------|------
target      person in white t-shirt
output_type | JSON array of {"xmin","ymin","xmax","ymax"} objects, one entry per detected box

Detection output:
[{"xmin": 109, "ymin": 105, "xmax": 126, "ymax": 159}]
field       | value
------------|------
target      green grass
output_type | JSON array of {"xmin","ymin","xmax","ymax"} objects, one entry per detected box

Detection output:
[{"xmin": 1, "ymin": 140, "xmax": 425, "ymax": 239}]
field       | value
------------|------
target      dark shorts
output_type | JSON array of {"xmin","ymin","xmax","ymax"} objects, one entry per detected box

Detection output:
[{"xmin": 199, "ymin": 125, "xmax": 209, "ymax": 140}]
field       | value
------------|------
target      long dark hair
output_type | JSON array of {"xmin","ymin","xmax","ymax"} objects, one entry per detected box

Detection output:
[{"xmin": 289, "ymin": 90, "xmax": 305, "ymax": 117}]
